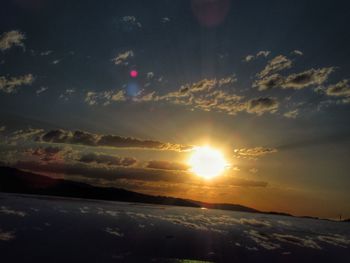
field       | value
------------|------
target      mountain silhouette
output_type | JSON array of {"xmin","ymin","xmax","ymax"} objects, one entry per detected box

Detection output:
[{"xmin": 0, "ymin": 166, "xmax": 264, "ymax": 214}]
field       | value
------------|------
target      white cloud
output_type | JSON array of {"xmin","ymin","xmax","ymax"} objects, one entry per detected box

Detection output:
[
  {"xmin": 0, "ymin": 30, "xmax": 25, "ymax": 51},
  {"xmin": 244, "ymin": 50, "xmax": 270, "ymax": 62},
  {"xmin": 0, "ymin": 206, "xmax": 26, "ymax": 217},
  {"xmin": 292, "ymin": 50, "xmax": 303, "ymax": 56},
  {"xmin": 0, "ymin": 74, "xmax": 34, "ymax": 93},
  {"xmin": 36, "ymin": 86, "xmax": 48, "ymax": 95},
  {"xmin": 112, "ymin": 50, "xmax": 134, "ymax": 65},
  {"xmin": 284, "ymin": 109, "xmax": 299, "ymax": 119}
]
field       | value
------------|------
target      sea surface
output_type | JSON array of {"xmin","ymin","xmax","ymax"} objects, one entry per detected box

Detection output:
[{"xmin": 1, "ymin": 193, "xmax": 350, "ymax": 262}]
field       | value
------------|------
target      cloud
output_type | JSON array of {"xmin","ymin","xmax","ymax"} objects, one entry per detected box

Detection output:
[
  {"xmin": 25, "ymin": 146, "xmax": 68, "ymax": 163},
  {"xmin": 79, "ymin": 153, "xmax": 137, "ymax": 167},
  {"xmin": 234, "ymin": 147, "xmax": 277, "ymax": 158},
  {"xmin": 162, "ymin": 17, "xmax": 171, "ymax": 23},
  {"xmin": 246, "ymin": 97, "xmax": 279, "ymax": 115},
  {"xmin": 146, "ymin": 72, "xmax": 154, "ymax": 80},
  {"xmin": 325, "ymin": 79, "xmax": 350, "ymax": 97},
  {"xmin": 13, "ymin": 159, "xmax": 268, "ymax": 189},
  {"xmin": 146, "ymin": 160, "xmax": 190, "ymax": 171},
  {"xmin": 0, "ymin": 206, "xmax": 26, "ymax": 217},
  {"xmin": 254, "ymin": 67, "xmax": 334, "ymax": 91},
  {"xmin": 282, "ymin": 68, "xmax": 334, "ymax": 89},
  {"xmin": 59, "ymin": 89, "xmax": 75, "ymax": 101},
  {"xmin": 52, "ymin": 59, "xmax": 61, "ymax": 64},
  {"xmin": 0, "ymin": 74, "xmax": 34, "ymax": 93},
  {"xmin": 292, "ymin": 50, "xmax": 303, "ymax": 56},
  {"xmin": 121, "ymin": 16, "xmax": 142, "ymax": 29},
  {"xmin": 253, "ymin": 74, "xmax": 284, "ymax": 91},
  {"xmin": 111, "ymin": 50, "xmax": 134, "ymax": 65},
  {"xmin": 81, "ymin": 76, "xmax": 280, "ymax": 117},
  {"xmin": 85, "ymin": 90, "xmax": 126, "ymax": 105},
  {"xmin": 284, "ymin": 109, "xmax": 299, "ymax": 119},
  {"xmin": 257, "ymin": 55, "xmax": 292, "ymax": 78},
  {"xmin": 105, "ymin": 227, "xmax": 124, "ymax": 237},
  {"xmin": 8, "ymin": 128, "xmax": 44, "ymax": 143},
  {"xmin": 38, "ymin": 129, "xmax": 193, "ymax": 152},
  {"xmin": 244, "ymin": 50, "xmax": 270, "ymax": 62},
  {"xmin": 0, "ymin": 229, "xmax": 15, "ymax": 241},
  {"xmin": 0, "ymin": 30, "xmax": 25, "ymax": 51},
  {"xmin": 244, "ymin": 55, "xmax": 255, "ymax": 62},
  {"xmin": 40, "ymin": 50, "xmax": 52, "ymax": 56},
  {"xmin": 36, "ymin": 86, "xmax": 48, "ymax": 95}
]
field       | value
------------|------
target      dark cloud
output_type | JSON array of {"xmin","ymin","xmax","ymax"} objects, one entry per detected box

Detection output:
[
  {"xmin": 26, "ymin": 146, "xmax": 63, "ymax": 162},
  {"xmin": 253, "ymin": 74, "xmax": 284, "ymax": 91},
  {"xmin": 282, "ymin": 68, "xmax": 334, "ymax": 89},
  {"xmin": 254, "ymin": 68, "xmax": 334, "ymax": 91},
  {"xmin": 39, "ymin": 129, "xmax": 192, "ymax": 152},
  {"xmin": 13, "ymin": 160, "xmax": 268, "ymax": 188},
  {"xmin": 146, "ymin": 160, "xmax": 190, "ymax": 171},
  {"xmin": 79, "ymin": 153, "xmax": 137, "ymax": 167},
  {"xmin": 246, "ymin": 97, "xmax": 279, "ymax": 115}
]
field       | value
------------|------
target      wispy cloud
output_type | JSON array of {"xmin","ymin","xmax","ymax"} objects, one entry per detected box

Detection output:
[
  {"xmin": 36, "ymin": 86, "xmax": 48, "ymax": 95},
  {"xmin": 0, "ymin": 206, "xmax": 26, "ymax": 217},
  {"xmin": 85, "ymin": 90, "xmax": 126, "ymax": 105},
  {"xmin": 284, "ymin": 109, "xmax": 299, "ymax": 119},
  {"xmin": 244, "ymin": 50, "xmax": 270, "ymax": 62},
  {"xmin": 234, "ymin": 147, "xmax": 277, "ymax": 159},
  {"xmin": 111, "ymin": 50, "xmax": 134, "ymax": 65}
]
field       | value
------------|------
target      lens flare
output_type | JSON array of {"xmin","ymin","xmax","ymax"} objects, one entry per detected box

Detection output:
[{"xmin": 130, "ymin": 70, "xmax": 138, "ymax": 78}]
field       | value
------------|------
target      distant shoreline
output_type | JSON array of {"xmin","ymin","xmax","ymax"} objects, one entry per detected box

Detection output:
[{"xmin": 1, "ymin": 166, "xmax": 348, "ymax": 222}]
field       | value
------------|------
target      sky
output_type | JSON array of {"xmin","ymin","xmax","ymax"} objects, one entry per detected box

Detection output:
[{"xmin": 0, "ymin": 0, "xmax": 350, "ymax": 219}]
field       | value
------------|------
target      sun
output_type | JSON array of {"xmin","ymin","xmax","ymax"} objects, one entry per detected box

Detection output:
[{"xmin": 188, "ymin": 146, "xmax": 228, "ymax": 179}]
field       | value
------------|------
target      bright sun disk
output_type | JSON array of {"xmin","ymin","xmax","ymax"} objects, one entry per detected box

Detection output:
[{"xmin": 188, "ymin": 146, "xmax": 228, "ymax": 179}]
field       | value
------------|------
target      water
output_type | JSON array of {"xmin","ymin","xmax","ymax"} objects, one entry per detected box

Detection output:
[{"xmin": 1, "ymin": 193, "xmax": 349, "ymax": 262}]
